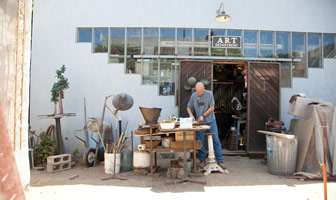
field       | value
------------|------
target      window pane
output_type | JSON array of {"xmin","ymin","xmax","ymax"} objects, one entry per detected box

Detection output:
[
  {"xmin": 94, "ymin": 28, "xmax": 108, "ymax": 52},
  {"xmin": 143, "ymin": 28, "xmax": 158, "ymax": 55},
  {"xmin": 244, "ymin": 31, "xmax": 257, "ymax": 57},
  {"xmin": 308, "ymin": 33, "xmax": 322, "ymax": 68},
  {"xmin": 228, "ymin": 30, "xmax": 242, "ymax": 56},
  {"xmin": 142, "ymin": 58, "xmax": 158, "ymax": 85},
  {"xmin": 177, "ymin": 29, "xmax": 192, "ymax": 55},
  {"xmin": 323, "ymin": 34, "xmax": 336, "ymax": 58},
  {"xmin": 77, "ymin": 28, "xmax": 92, "ymax": 42},
  {"xmin": 276, "ymin": 32, "xmax": 290, "ymax": 58},
  {"xmin": 260, "ymin": 31, "xmax": 274, "ymax": 58},
  {"xmin": 280, "ymin": 62, "xmax": 291, "ymax": 88},
  {"xmin": 159, "ymin": 58, "xmax": 176, "ymax": 95},
  {"xmin": 194, "ymin": 29, "xmax": 209, "ymax": 56},
  {"xmin": 109, "ymin": 28, "xmax": 125, "ymax": 63},
  {"xmin": 211, "ymin": 29, "xmax": 225, "ymax": 56},
  {"xmin": 126, "ymin": 28, "xmax": 142, "ymax": 74},
  {"xmin": 126, "ymin": 58, "xmax": 141, "ymax": 74},
  {"xmin": 160, "ymin": 28, "xmax": 175, "ymax": 55},
  {"xmin": 292, "ymin": 33, "xmax": 306, "ymax": 77}
]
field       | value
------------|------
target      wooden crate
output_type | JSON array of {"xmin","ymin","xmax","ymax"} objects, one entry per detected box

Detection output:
[
  {"xmin": 170, "ymin": 140, "xmax": 201, "ymax": 149},
  {"xmin": 145, "ymin": 140, "xmax": 160, "ymax": 148},
  {"xmin": 175, "ymin": 131, "xmax": 195, "ymax": 141}
]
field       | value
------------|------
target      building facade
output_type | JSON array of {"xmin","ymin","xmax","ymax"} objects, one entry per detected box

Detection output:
[{"xmin": 30, "ymin": 0, "xmax": 336, "ymax": 154}]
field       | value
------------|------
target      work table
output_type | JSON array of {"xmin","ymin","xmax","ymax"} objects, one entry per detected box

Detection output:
[{"xmin": 134, "ymin": 124, "xmax": 210, "ymax": 177}]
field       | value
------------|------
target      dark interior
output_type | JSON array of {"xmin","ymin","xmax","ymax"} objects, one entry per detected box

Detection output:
[{"xmin": 213, "ymin": 63, "xmax": 247, "ymax": 152}]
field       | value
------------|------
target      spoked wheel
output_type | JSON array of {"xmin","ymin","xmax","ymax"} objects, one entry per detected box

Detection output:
[{"xmin": 83, "ymin": 148, "xmax": 96, "ymax": 167}]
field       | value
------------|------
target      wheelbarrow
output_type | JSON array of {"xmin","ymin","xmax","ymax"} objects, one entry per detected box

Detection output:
[{"xmin": 74, "ymin": 118, "xmax": 113, "ymax": 167}]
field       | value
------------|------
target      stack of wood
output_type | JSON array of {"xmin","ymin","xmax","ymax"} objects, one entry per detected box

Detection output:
[{"xmin": 106, "ymin": 122, "xmax": 130, "ymax": 154}]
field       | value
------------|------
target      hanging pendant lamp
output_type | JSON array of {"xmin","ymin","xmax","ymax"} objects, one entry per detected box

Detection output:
[{"xmin": 215, "ymin": 2, "xmax": 232, "ymax": 22}]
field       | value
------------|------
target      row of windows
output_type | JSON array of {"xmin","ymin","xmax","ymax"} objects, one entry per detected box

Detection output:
[{"xmin": 76, "ymin": 27, "xmax": 336, "ymax": 94}]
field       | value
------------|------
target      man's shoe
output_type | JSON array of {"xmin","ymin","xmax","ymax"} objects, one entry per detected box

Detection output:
[
  {"xmin": 218, "ymin": 161, "xmax": 226, "ymax": 169},
  {"xmin": 198, "ymin": 160, "xmax": 206, "ymax": 168}
]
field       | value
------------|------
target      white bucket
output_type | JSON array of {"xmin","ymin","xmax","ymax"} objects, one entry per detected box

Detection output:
[{"xmin": 104, "ymin": 153, "xmax": 121, "ymax": 174}]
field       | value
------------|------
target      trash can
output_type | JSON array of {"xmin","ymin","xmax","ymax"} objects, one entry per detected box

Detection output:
[{"xmin": 266, "ymin": 135, "xmax": 297, "ymax": 175}]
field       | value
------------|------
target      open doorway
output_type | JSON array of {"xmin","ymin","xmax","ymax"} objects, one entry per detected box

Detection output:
[{"xmin": 212, "ymin": 62, "xmax": 248, "ymax": 153}]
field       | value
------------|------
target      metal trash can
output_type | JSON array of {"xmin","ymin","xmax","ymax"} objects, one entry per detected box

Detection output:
[{"xmin": 266, "ymin": 135, "xmax": 297, "ymax": 175}]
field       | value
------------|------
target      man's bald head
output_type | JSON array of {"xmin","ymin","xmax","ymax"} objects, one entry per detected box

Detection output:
[{"xmin": 195, "ymin": 82, "xmax": 205, "ymax": 96}]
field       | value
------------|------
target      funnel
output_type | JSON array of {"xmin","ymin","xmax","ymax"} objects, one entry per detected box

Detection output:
[{"xmin": 139, "ymin": 107, "xmax": 162, "ymax": 125}]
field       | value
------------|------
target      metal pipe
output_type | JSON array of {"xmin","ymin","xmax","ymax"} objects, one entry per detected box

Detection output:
[
  {"xmin": 133, "ymin": 55, "xmax": 301, "ymax": 62},
  {"xmin": 84, "ymin": 98, "xmax": 88, "ymax": 148}
]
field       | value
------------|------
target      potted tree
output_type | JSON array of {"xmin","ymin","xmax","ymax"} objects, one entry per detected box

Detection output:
[{"xmin": 50, "ymin": 65, "xmax": 69, "ymax": 114}]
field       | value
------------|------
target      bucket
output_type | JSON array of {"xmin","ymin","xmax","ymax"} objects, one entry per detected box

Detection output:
[
  {"xmin": 266, "ymin": 135, "xmax": 297, "ymax": 175},
  {"xmin": 104, "ymin": 153, "xmax": 121, "ymax": 174},
  {"xmin": 120, "ymin": 148, "xmax": 133, "ymax": 171}
]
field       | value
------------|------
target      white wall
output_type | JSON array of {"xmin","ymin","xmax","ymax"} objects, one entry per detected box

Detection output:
[
  {"xmin": 281, "ymin": 59, "xmax": 336, "ymax": 128},
  {"xmin": 31, "ymin": 0, "xmax": 336, "ymax": 153}
]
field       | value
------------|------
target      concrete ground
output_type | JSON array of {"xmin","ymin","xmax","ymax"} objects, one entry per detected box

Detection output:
[{"xmin": 25, "ymin": 156, "xmax": 336, "ymax": 200}]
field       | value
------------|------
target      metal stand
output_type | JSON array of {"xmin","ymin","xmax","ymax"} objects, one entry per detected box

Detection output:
[
  {"xmin": 37, "ymin": 113, "xmax": 76, "ymax": 154},
  {"xmin": 319, "ymin": 125, "xmax": 331, "ymax": 200},
  {"xmin": 203, "ymin": 133, "xmax": 229, "ymax": 176}
]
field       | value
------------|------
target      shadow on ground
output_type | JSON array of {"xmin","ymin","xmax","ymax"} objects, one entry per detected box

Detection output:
[{"xmin": 30, "ymin": 155, "xmax": 321, "ymax": 193}]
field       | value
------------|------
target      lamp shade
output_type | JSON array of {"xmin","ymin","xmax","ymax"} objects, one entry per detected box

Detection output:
[{"xmin": 215, "ymin": 12, "xmax": 231, "ymax": 22}]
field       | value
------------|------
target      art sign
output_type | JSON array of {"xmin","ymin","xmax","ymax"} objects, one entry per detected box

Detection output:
[{"xmin": 212, "ymin": 36, "xmax": 241, "ymax": 48}]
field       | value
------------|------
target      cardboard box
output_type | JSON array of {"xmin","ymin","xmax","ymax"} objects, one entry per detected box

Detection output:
[
  {"xmin": 175, "ymin": 131, "xmax": 195, "ymax": 141},
  {"xmin": 170, "ymin": 140, "xmax": 201, "ymax": 149}
]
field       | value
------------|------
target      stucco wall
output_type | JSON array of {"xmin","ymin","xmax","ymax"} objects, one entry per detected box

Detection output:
[
  {"xmin": 281, "ymin": 59, "xmax": 336, "ymax": 128},
  {"xmin": 30, "ymin": 0, "xmax": 336, "ymax": 154}
]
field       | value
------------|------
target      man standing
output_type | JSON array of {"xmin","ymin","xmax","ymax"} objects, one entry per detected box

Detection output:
[{"xmin": 187, "ymin": 82, "xmax": 225, "ymax": 169}]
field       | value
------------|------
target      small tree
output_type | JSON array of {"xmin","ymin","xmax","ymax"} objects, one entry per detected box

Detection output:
[{"xmin": 50, "ymin": 65, "xmax": 69, "ymax": 114}]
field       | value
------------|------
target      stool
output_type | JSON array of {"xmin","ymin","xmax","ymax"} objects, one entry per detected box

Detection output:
[{"xmin": 203, "ymin": 133, "xmax": 229, "ymax": 176}]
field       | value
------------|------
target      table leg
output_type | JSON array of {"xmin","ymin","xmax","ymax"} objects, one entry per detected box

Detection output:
[
  {"xmin": 55, "ymin": 118, "xmax": 63, "ymax": 154},
  {"xmin": 150, "ymin": 127, "xmax": 153, "ymax": 174},
  {"xmin": 183, "ymin": 131, "xmax": 187, "ymax": 178},
  {"xmin": 155, "ymin": 152, "xmax": 157, "ymax": 167},
  {"xmin": 193, "ymin": 131, "xmax": 196, "ymax": 172}
]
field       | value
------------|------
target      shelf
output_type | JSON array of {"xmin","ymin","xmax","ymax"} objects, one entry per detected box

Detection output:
[
  {"xmin": 145, "ymin": 146, "xmax": 199, "ymax": 152},
  {"xmin": 213, "ymin": 81, "xmax": 234, "ymax": 85}
]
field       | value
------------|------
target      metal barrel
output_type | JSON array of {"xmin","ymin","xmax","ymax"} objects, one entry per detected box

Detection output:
[{"xmin": 266, "ymin": 135, "xmax": 297, "ymax": 175}]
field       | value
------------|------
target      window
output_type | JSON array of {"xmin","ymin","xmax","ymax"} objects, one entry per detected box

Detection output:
[
  {"xmin": 280, "ymin": 62, "xmax": 291, "ymax": 88},
  {"xmin": 159, "ymin": 59, "xmax": 176, "ymax": 95},
  {"xmin": 177, "ymin": 28, "xmax": 192, "ymax": 56},
  {"xmin": 109, "ymin": 28, "xmax": 125, "ymax": 63},
  {"xmin": 308, "ymin": 33, "xmax": 322, "ymax": 68},
  {"xmin": 77, "ymin": 28, "xmax": 92, "ymax": 43},
  {"xmin": 244, "ymin": 31, "xmax": 258, "ymax": 57},
  {"xmin": 160, "ymin": 28, "xmax": 175, "ymax": 55},
  {"xmin": 194, "ymin": 29, "xmax": 209, "ymax": 56},
  {"xmin": 292, "ymin": 33, "xmax": 306, "ymax": 77},
  {"xmin": 276, "ymin": 32, "xmax": 290, "ymax": 58},
  {"xmin": 210, "ymin": 29, "xmax": 225, "ymax": 56},
  {"xmin": 142, "ymin": 58, "xmax": 158, "ymax": 85},
  {"xmin": 93, "ymin": 28, "xmax": 108, "ymax": 52},
  {"xmin": 260, "ymin": 31, "xmax": 274, "ymax": 58},
  {"xmin": 143, "ymin": 28, "xmax": 159, "ymax": 55},
  {"xmin": 227, "ymin": 30, "xmax": 242, "ymax": 56},
  {"xmin": 126, "ymin": 28, "xmax": 142, "ymax": 73},
  {"xmin": 323, "ymin": 33, "xmax": 336, "ymax": 58}
]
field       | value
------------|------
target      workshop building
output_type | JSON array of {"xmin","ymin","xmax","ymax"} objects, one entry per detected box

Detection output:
[{"xmin": 29, "ymin": 0, "xmax": 336, "ymax": 155}]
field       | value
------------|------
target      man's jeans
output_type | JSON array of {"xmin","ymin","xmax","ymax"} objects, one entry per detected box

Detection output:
[{"xmin": 196, "ymin": 119, "xmax": 223, "ymax": 162}]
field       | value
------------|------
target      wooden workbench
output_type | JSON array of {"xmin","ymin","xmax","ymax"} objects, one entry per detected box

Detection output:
[{"xmin": 135, "ymin": 124, "xmax": 210, "ymax": 177}]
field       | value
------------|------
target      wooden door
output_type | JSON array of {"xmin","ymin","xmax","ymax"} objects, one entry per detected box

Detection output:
[
  {"xmin": 247, "ymin": 62, "xmax": 280, "ymax": 152},
  {"xmin": 179, "ymin": 61, "xmax": 212, "ymax": 117}
]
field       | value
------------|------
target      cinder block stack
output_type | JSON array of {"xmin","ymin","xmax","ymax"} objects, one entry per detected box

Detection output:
[{"xmin": 47, "ymin": 154, "xmax": 71, "ymax": 172}]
